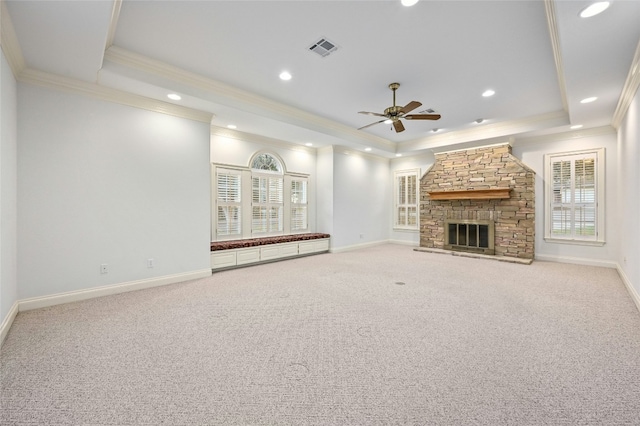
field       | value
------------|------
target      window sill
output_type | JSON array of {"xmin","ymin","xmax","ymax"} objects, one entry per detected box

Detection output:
[
  {"xmin": 393, "ymin": 227, "xmax": 419, "ymax": 232},
  {"xmin": 544, "ymin": 237, "xmax": 605, "ymax": 247}
]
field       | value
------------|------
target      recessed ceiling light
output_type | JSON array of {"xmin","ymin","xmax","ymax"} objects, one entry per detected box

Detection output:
[
  {"xmin": 432, "ymin": 128, "xmax": 439, "ymax": 133},
  {"xmin": 571, "ymin": 124, "xmax": 583, "ymax": 129},
  {"xmin": 579, "ymin": 2, "xmax": 610, "ymax": 18},
  {"xmin": 401, "ymin": 0, "xmax": 419, "ymax": 6},
  {"xmin": 227, "ymin": 124, "xmax": 237, "ymax": 129},
  {"xmin": 279, "ymin": 71, "xmax": 292, "ymax": 81},
  {"xmin": 482, "ymin": 89, "xmax": 495, "ymax": 97},
  {"xmin": 364, "ymin": 147, "xmax": 372, "ymax": 152},
  {"xmin": 474, "ymin": 118, "xmax": 485, "ymax": 124},
  {"xmin": 167, "ymin": 93, "xmax": 181, "ymax": 101},
  {"xmin": 395, "ymin": 153, "xmax": 402, "ymax": 157},
  {"xmin": 580, "ymin": 97, "xmax": 598, "ymax": 104},
  {"xmin": 305, "ymin": 143, "xmax": 313, "ymax": 147}
]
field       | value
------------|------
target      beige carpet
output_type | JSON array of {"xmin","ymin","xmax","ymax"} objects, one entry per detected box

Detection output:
[{"xmin": 2, "ymin": 244, "xmax": 640, "ymax": 425}]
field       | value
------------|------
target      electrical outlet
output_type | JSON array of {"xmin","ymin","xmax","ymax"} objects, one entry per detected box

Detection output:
[
  {"xmin": 100, "ymin": 264, "xmax": 108, "ymax": 274},
  {"xmin": 147, "ymin": 258, "xmax": 154, "ymax": 268}
]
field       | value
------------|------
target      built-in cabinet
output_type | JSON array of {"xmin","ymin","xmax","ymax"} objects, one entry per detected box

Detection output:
[{"xmin": 211, "ymin": 238, "xmax": 330, "ymax": 270}]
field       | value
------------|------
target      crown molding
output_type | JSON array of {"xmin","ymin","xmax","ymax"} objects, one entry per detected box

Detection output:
[
  {"xmin": 104, "ymin": 46, "xmax": 395, "ymax": 151},
  {"xmin": 612, "ymin": 38, "xmax": 640, "ymax": 129},
  {"xmin": 514, "ymin": 125, "xmax": 615, "ymax": 146},
  {"xmin": 104, "ymin": 0, "xmax": 122, "ymax": 51},
  {"xmin": 333, "ymin": 145, "xmax": 390, "ymax": 163},
  {"xmin": 399, "ymin": 110, "xmax": 569, "ymax": 153},
  {"xmin": 210, "ymin": 124, "xmax": 316, "ymax": 154},
  {"xmin": 544, "ymin": 0, "xmax": 569, "ymax": 113},
  {"xmin": 19, "ymin": 68, "xmax": 214, "ymax": 123},
  {"xmin": 431, "ymin": 140, "xmax": 514, "ymax": 156},
  {"xmin": 0, "ymin": 1, "xmax": 26, "ymax": 77}
]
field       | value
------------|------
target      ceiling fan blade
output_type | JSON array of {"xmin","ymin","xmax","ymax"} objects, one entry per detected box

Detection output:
[
  {"xmin": 404, "ymin": 114, "xmax": 442, "ymax": 120},
  {"xmin": 393, "ymin": 120, "xmax": 405, "ymax": 133},
  {"xmin": 400, "ymin": 101, "xmax": 422, "ymax": 114},
  {"xmin": 358, "ymin": 111, "xmax": 388, "ymax": 118},
  {"xmin": 358, "ymin": 119, "xmax": 387, "ymax": 130}
]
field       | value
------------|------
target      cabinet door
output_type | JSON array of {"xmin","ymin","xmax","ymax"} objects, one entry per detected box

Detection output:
[
  {"xmin": 211, "ymin": 252, "xmax": 237, "ymax": 269},
  {"xmin": 237, "ymin": 248, "xmax": 260, "ymax": 265}
]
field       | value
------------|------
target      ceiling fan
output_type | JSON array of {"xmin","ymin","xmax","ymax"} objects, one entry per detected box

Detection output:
[{"xmin": 358, "ymin": 82, "xmax": 441, "ymax": 133}]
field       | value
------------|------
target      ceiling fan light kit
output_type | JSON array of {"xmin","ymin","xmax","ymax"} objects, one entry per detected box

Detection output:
[{"xmin": 358, "ymin": 82, "xmax": 441, "ymax": 133}]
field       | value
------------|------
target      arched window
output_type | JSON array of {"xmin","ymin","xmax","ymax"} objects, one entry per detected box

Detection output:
[
  {"xmin": 251, "ymin": 153, "xmax": 284, "ymax": 234},
  {"xmin": 251, "ymin": 153, "xmax": 282, "ymax": 173},
  {"xmin": 213, "ymin": 151, "xmax": 308, "ymax": 240}
]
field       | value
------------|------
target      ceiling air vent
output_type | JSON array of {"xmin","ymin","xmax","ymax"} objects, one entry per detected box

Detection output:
[
  {"xmin": 309, "ymin": 37, "xmax": 338, "ymax": 57},
  {"xmin": 419, "ymin": 108, "xmax": 436, "ymax": 114}
]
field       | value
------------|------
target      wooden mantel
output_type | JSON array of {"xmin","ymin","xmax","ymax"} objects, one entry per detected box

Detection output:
[{"xmin": 428, "ymin": 188, "xmax": 511, "ymax": 200}]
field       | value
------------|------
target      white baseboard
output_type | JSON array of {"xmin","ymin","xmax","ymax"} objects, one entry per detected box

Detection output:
[
  {"xmin": 388, "ymin": 239, "xmax": 420, "ymax": 247},
  {"xmin": 534, "ymin": 254, "xmax": 617, "ymax": 269},
  {"xmin": 330, "ymin": 239, "xmax": 390, "ymax": 254},
  {"xmin": 0, "ymin": 301, "xmax": 19, "ymax": 346},
  {"xmin": 18, "ymin": 269, "xmax": 212, "ymax": 312},
  {"xmin": 616, "ymin": 264, "xmax": 640, "ymax": 314}
]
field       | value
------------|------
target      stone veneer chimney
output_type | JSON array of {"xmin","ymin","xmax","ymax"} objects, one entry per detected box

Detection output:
[{"xmin": 420, "ymin": 144, "xmax": 535, "ymax": 259}]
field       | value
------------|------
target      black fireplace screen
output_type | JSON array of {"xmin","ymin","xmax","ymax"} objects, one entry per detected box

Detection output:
[
  {"xmin": 444, "ymin": 219, "xmax": 495, "ymax": 254},
  {"xmin": 448, "ymin": 223, "xmax": 490, "ymax": 248}
]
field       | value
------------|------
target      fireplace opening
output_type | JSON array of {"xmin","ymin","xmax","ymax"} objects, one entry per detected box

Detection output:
[{"xmin": 444, "ymin": 219, "xmax": 495, "ymax": 255}]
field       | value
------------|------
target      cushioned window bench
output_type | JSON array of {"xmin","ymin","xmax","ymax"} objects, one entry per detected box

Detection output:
[{"xmin": 210, "ymin": 233, "xmax": 330, "ymax": 270}]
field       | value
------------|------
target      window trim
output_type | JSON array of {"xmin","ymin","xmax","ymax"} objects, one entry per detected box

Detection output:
[
  {"xmin": 211, "ymin": 154, "xmax": 310, "ymax": 241},
  {"xmin": 289, "ymin": 175, "xmax": 309, "ymax": 233},
  {"xmin": 393, "ymin": 168, "xmax": 420, "ymax": 231},
  {"xmin": 544, "ymin": 148, "xmax": 605, "ymax": 246},
  {"xmin": 214, "ymin": 167, "xmax": 243, "ymax": 239},
  {"xmin": 251, "ymin": 171, "xmax": 284, "ymax": 237}
]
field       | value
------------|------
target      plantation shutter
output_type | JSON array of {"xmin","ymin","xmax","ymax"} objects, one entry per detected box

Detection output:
[
  {"xmin": 216, "ymin": 169, "xmax": 242, "ymax": 237},
  {"xmin": 252, "ymin": 174, "xmax": 283, "ymax": 234},
  {"xmin": 291, "ymin": 178, "xmax": 308, "ymax": 231},
  {"xmin": 550, "ymin": 153, "xmax": 597, "ymax": 239},
  {"xmin": 395, "ymin": 171, "xmax": 419, "ymax": 229},
  {"xmin": 407, "ymin": 174, "xmax": 417, "ymax": 226}
]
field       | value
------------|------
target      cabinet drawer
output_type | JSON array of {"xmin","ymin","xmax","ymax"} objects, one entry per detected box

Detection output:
[
  {"xmin": 260, "ymin": 245, "xmax": 281, "ymax": 260},
  {"xmin": 211, "ymin": 252, "xmax": 237, "ymax": 269},
  {"xmin": 280, "ymin": 243, "xmax": 299, "ymax": 257},
  {"xmin": 299, "ymin": 239, "xmax": 329, "ymax": 254},
  {"xmin": 236, "ymin": 248, "xmax": 260, "ymax": 265}
]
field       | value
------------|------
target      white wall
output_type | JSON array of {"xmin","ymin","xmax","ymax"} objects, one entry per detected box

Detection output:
[
  {"xmin": 17, "ymin": 84, "xmax": 211, "ymax": 299},
  {"xmin": 331, "ymin": 150, "xmax": 391, "ymax": 250},
  {"xmin": 389, "ymin": 152, "xmax": 435, "ymax": 246},
  {"xmin": 1, "ymin": 50, "xmax": 18, "ymax": 327},
  {"xmin": 513, "ymin": 128, "xmax": 619, "ymax": 266},
  {"xmin": 316, "ymin": 146, "xmax": 334, "ymax": 236},
  {"xmin": 617, "ymin": 86, "xmax": 640, "ymax": 302}
]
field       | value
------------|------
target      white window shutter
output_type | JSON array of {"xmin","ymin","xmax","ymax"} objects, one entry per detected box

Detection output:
[
  {"xmin": 546, "ymin": 149, "xmax": 603, "ymax": 244},
  {"xmin": 290, "ymin": 178, "xmax": 308, "ymax": 232},
  {"xmin": 216, "ymin": 169, "xmax": 242, "ymax": 238},
  {"xmin": 394, "ymin": 170, "xmax": 420, "ymax": 230}
]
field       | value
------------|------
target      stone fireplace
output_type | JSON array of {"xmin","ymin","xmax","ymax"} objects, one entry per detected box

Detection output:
[{"xmin": 420, "ymin": 144, "xmax": 535, "ymax": 259}]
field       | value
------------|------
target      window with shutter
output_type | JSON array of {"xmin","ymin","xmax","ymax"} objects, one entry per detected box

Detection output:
[
  {"xmin": 545, "ymin": 148, "xmax": 604, "ymax": 245},
  {"xmin": 216, "ymin": 169, "xmax": 242, "ymax": 238},
  {"xmin": 394, "ymin": 169, "xmax": 420, "ymax": 230},
  {"xmin": 212, "ymin": 152, "xmax": 310, "ymax": 241},
  {"xmin": 250, "ymin": 153, "xmax": 284, "ymax": 235},
  {"xmin": 252, "ymin": 174, "xmax": 284, "ymax": 234},
  {"xmin": 291, "ymin": 178, "xmax": 308, "ymax": 232}
]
